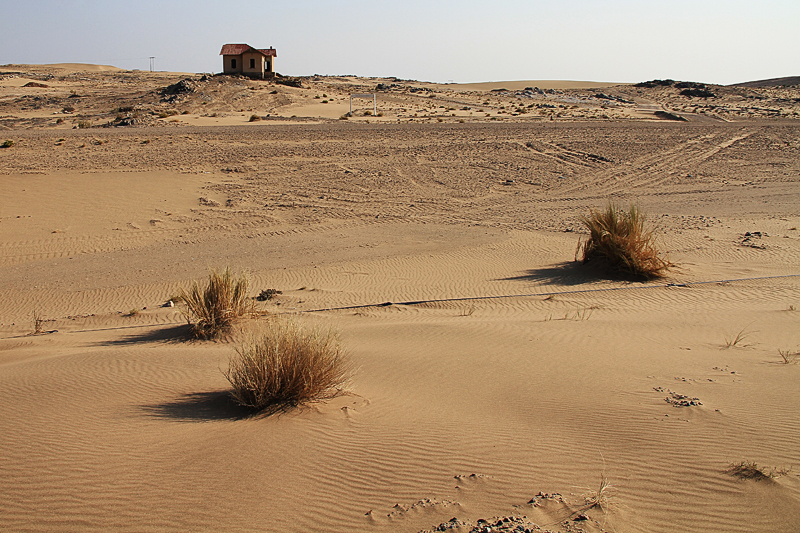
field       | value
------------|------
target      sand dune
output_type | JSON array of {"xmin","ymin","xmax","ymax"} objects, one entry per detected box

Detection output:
[
  {"xmin": 453, "ymin": 80, "xmax": 623, "ymax": 91},
  {"xmin": 0, "ymin": 71, "xmax": 799, "ymax": 532}
]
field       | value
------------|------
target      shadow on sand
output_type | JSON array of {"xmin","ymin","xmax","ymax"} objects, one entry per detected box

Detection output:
[
  {"xmin": 99, "ymin": 323, "xmax": 192, "ymax": 346},
  {"xmin": 500, "ymin": 261, "xmax": 599, "ymax": 286},
  {"xmin": 141, "ymin": 391, "xmax": 254, "ymax": 422}
]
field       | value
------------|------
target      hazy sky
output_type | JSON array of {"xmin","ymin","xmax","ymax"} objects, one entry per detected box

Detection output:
[{"xmin": 1, "ymin": 0, "xmax": 797, "ymax": 85}]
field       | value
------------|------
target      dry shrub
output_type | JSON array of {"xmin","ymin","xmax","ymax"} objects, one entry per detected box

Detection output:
[
  {"xmin": 32, "ymin": 310, "xmax": 44, "ymax": 334},
  {"xmin": 179, "ymin": 267, "xmax": 253, "ymax": 339},
  {"xmin": 725, "ymin": 461, "xmax": 789, "ymax": 481},
  {"xmin": 578, "ymin": 204, "xmax": 671, "ymax": 279},
  {"xmin": 224, "ymin": 320, "xmax": 351, "ymax": 411}
]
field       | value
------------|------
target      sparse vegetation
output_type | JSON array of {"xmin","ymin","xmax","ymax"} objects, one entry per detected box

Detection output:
[
  {"xmin": 545, "ymin": 306, "xmax": 596, "ymax": 322},
  {"xmin": 249, "ymin": 114, "xmax": 261, "ymax": 122},
  {"xmin": 1, "ymin": 140, "xmax": 13, "ymax": 148},
  {"xmin": 583, "ymin": 473, "xmax": 613, "ymax": 511},
  {"xmin": 723, "ymin": 325, "xmax": 754, "ymax": 348},
  {"xmin": 577, "ymin": 204, "xmax": 671, "ymax": 279},
  {"xmin": 725, "ymin": 461, "xmax": 789, "ymax": 481},
  {"xmin": 32, "ymin": 310, "xmax": 44, "ymax": 335},
  {"xmin": 125, "ymin": 308, "xmax": 140, "ymax": 317},
  {"xmin": 77, "ymin": 121, "xmax": 91, "ymax": 129},
  {"xmin": 179, "ymin": 267, "xmax": 254, "ymax": 339},
  {"xmin": 778, "ymin": 348, "xmax": 799, "ymax": 364},
  {"xmin": 224, "ymin": 320, "xmax": 351, "ymax": 411}
]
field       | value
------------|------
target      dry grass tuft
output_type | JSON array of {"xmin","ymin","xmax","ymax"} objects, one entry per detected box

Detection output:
[
  {"xmin": 224, "ymin": 320, "xmax": 351, "ymax": 411},
  {"xmin": 32, "ymin": 310, "xmax": 45, "ymax": 335},
  {"xmin": 179, "ymin": 267, "xmax": 254, "ymax": 339},
  {"xmin": 778, "ymin": 348, "xmax": 799, "ymax": 364},
  {"xmin": 723, "ymin": 325, "xmax": 754, "ymax": 348},
  {"xmin": 582, "ymin": 473, "xmax": 613, "ymax": 511},
  {"xmin": 725, "ymin": 461, "xmax": 789, "ymax": 481},
  {"xmin": 578, "ymin": 204, "xmax": 671, "ymax": 279}
]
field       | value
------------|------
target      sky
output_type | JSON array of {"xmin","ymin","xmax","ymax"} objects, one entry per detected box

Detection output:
[{"xmin": 1, "ymin": 0, "xmax": 798, "ymax": 85}]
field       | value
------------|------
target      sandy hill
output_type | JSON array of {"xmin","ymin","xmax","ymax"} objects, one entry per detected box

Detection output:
[
  {"xmin": 1, "ymin": 64, "xmax": 799, "ymax": 130},
  {"xmin": 730, "ymin": 76, "xmax": 800, "ymax": 88}
]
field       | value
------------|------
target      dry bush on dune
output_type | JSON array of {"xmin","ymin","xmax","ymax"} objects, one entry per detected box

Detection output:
[
  {"xmin": 179, "ymin": 267, "xmax": 254, "ymax": 339},
  {"xmin": 32, "ymin": 310, "xmax": 44, "ymax": 335},
  {"xmin": 224, "ymin": 320, "xmax": 351, "ymax": 411},
  {"xmin": 578, "ymin": 204, "xmax": 671, "ymax": 280},
  {"xmin": 725, "ymin": 461, "xmax": 789, "ymax": 481}
]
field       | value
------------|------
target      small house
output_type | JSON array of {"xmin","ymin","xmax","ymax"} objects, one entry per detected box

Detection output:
[{"xmin": 219, "ymin": 44, "xmax": 277, "ymax": 79}]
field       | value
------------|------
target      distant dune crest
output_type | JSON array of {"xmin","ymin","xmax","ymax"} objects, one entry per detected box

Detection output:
[{"xmin": 730, "ymin": 76, "xmax": 800, "ymax": 88}]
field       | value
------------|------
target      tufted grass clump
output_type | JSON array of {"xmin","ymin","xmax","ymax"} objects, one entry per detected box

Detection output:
[
  {"xmin": 179, "ymin": 267, "xmax": 253, "ymax": 339},
  {"xmin": 578, "ymin": 204, "xmax": 671, "ymax": 279},
  {"xmin": 224, "ymin": 320, "xmax": 351, "ymax": 411}
]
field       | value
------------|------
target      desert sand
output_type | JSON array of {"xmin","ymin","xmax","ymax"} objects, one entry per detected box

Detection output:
[{"xmin": 1, "ymin": 64, "xmax": 799, "ymax": 533}]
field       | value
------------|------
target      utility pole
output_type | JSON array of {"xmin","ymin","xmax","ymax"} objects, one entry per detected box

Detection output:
[{"xmin": 149, "ymin": 57, "xmax": 155, "ymax": 72}]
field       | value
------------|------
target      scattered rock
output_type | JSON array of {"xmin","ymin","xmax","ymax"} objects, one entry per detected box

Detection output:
[
  {"xmin": 635, "ymin": 79, "xmax": 675, "ymax": 88},
  {"xmin": 162, "ymin": 79, "xmax": 195, "ymax": 96},
  {"xmin": 276, "ymin": 77, "xmax": 302, "ymax": 88},
  {"xmin": 527, "ymin": 491, "xmax": 565, "ymax": 505},
  {"xmin": 114, "ymin": 117, "xmax": 136, "ymax": 127},
  {"xmin": 198, "ymin": 197, "xmax": 220, "ymax": 207},
  {"xmin": 738, "ymin": 231, "xmax": 767, "ymax": 249},
  {"xmin": 675, "ymin": 81, "xmax": 707, "ymax": 90},
  {"xmin": 664, "ymin": 390, "xmax": 702, "ymax": 407},
  {"xmin": 680, "ymin": 88, "xmax": 716, "ymax": 98},
  {"xmin": 256, "ymin": 288, "xmax": 282, "ymax": 301},
  {"xmin": 654, "ymin": 110, "xmax": 688, "ymax": 121}
]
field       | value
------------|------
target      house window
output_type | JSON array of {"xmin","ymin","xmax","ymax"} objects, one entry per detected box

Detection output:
[
  {"xmin": 250, "ymin": 58, "xmax": 256, "ymax": 69},
  {"xmin": 231, "ymin": 58, "xmax": 237, "ymax": 69},
  {"xmin": 265, "ymin": 61, "xmax": 271, "ymax": 72}
]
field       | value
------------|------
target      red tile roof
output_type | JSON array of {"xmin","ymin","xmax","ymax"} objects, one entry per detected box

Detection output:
[{"xmin": 220, "ymin": 44, "xmax": 277, "ymax": 57}]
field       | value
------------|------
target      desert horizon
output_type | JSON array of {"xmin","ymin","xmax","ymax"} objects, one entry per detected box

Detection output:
[{"xmin": 1, "ymin": 61, "xmax": 799, "ymax": 532}]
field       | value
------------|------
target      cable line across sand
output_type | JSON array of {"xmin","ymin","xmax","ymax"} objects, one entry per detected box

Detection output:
[{"xmin": 297, "ymin": 273, "xmax": 800, "ymax": 314}]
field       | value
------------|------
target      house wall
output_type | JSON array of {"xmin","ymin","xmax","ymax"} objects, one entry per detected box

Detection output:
[
  {"xmin": 242, "ymin": 52, "xmax": 264, "ymax": 78},
  {"xmin": 222, "ymin": 55, "xmax": 243, "ymax": 74}
]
